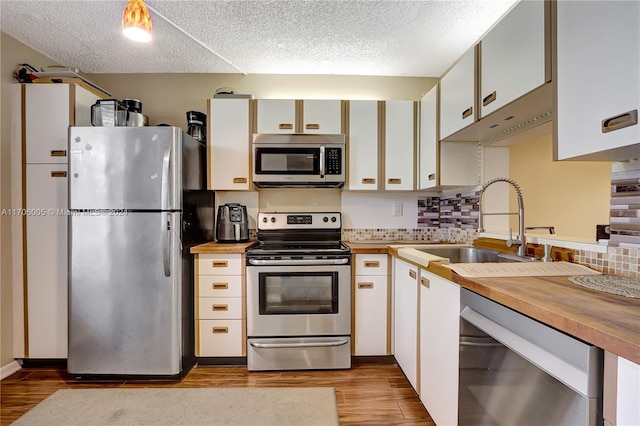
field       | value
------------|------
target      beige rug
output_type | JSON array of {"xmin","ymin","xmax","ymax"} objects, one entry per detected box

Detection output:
[{"xmin": 12, "ymin": 387, "xmax": 339, "ymax": 425}]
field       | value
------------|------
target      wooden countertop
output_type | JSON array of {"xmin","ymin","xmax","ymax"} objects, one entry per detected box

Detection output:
[
  {"xmin": 190, "ymin": 241, "xmax": 255, "ymax": 254},
  {"xmin": 346, "ymin": 241, "xmax": 440, "ymax": 254},
  {"xmin": 452, "ymin": 273, "xmax": 640, "ymax": 364}
]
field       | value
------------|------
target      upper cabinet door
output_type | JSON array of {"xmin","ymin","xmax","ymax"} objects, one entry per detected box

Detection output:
[
  {"xmin": 256, "ymin": 99, "xmax": 296, "ymax": 133},
  {"xmin": 419, "ymin": 86, "xmax": 437, "ymax": 189},
  {"xmin": 480, "ymin": 0, "xmax": 546, "ymax": 117},
  {"xmin": 555, "ymin": 0, "xmax": 639, "ymax": 161},
  {"xmin": 347, "ymin": 100, "xmax": 379, "ymax": 190},
  {"xmin": 302, "ymin": 100, "xmax": 342, "ymax": 134},
  {"xmin": 209, "ymin": 99, "xmax": 251, "ymax": 190},
  {"xmin": 384, "ymin": 101, "xmax": 415, "ymax": 190},
  {"xmin": 25, "ymin": 84, "xmax": 72, "ymax": 164},
  {"xmin": 440, "ymin": 48, "xmax": 475, "ymax": 140}
]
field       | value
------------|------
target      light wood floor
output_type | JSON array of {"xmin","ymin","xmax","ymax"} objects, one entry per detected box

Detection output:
[{"xmin": 1, "ymin": 362, "xmax": 435, "ymax": 425}]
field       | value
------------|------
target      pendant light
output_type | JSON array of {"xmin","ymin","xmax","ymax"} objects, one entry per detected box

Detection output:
[{"xmin": 122, "ymin": 0, "xmax": 153, "ymax": 43}]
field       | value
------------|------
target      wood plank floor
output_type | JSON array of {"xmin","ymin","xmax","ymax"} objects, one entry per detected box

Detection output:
[{"xmin": 1, "ymin": 362, "xmax": 435, "ymax": 425}]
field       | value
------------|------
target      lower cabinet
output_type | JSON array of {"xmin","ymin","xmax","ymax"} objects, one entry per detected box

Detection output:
[
  {"xmin": 419, "ymin": 268, "xmax": 460, "ymax": 426},
  {"xmin": 195, "ymin": 254, "xmax": 246, "ymax": 357},
  {"xmin": 393, "ymin": 258, "xmax": 419, "ymax": 390},
  {"xmin": 604, "ymin": 352, "xmax": 640, "ymax": 426},
  {"xmin": 353, "ymin": 254, "xmax": 389, "ymax": 355}
]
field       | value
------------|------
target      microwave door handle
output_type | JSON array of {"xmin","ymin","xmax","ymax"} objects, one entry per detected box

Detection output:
[{"xmin": 319, "ymin": 145, "xmax": 325, "ymax": 178}]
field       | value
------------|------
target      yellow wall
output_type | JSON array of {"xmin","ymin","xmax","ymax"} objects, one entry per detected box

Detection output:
[{"xmin": 509, "ymin": 132, "xmax": 611, "ymax": 240}]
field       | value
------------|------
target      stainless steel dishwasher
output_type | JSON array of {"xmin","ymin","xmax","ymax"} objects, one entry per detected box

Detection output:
[{"xmin": 459, "ymin": 289, "xmax": 603, "ymax": 425}]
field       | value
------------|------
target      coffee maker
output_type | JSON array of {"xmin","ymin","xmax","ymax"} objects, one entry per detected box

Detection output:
[
  {"xmin": 216, "ymin": 203, "xmax": 249, "ymax": 243},
  {"xmin": 186, "ymin": 111, "xmax": 206, "ymax": 144}
]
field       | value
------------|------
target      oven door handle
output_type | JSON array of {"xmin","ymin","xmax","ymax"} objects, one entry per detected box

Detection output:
[
  {"xmin": 247, "ymin": 258, "xmax": 350, "ymax": 266},
  {"xmin": 250, "ymin": 339, "xmax": 349, "ymax": 349}
]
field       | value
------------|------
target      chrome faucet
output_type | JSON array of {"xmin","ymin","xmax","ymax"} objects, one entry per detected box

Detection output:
[{"xmin": 478, "ymin": 177, "xmax": 526, "ymax": 257}]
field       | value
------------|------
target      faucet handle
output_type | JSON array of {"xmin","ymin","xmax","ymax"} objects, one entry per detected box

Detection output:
[{"xmin": 506, "ymin": 228, "xmax": 522, "ymax": 248}]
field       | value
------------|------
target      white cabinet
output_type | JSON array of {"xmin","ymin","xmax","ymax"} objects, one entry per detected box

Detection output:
[
  {"xmin": 555, "ymin": 0, "xmax": 640, "ymax": 161},
  {"xmin": 195, "ymin": 253, "xmax": 246, "ymax": 357},
  {"xmin": 256, "ymin": 99, "xmax": 342, "ymax": 134},
  {"xmin": 384, "ymin": 101, "xmax": 415, "ymax": 190},
  {"xmin": 419, "ymin": 86, "xmax": 479, "ymax": 189},
  {"xmin": 480, "ymin": 0, "xmax": 546, "ymax": 117},
  {"xmin": 15, "ymin": 83, "xmax": 100, "ymax": 359},
  {"xmin": 208, "ymin": 98, "xmax": 251, "ymax": 190},
  {"xmin": 353, "ymin": 254, "xmax": 389, "ymax": 355},
  {"xmin": 604, "ymin": 352, "xmax": 640, "ymax": 426},
  {"xmin": 347, "ymin": 100, "xmax": 379, "ymax": 190},
  {"xmin": 393, "ymin": 258, "xmax": 419, "ymax": 390},
  {"xmin": 419, "ymin": 268, "xmax": 460, "ymax": 426},
  {"xmin": 440, "ymin": 48, "xmax": 476, "ymax": 140}
]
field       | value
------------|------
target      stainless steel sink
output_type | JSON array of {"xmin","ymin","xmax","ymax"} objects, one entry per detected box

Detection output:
[{"xmin": 411, "ymin": 246, "xmax": 535, "ymax": 263}]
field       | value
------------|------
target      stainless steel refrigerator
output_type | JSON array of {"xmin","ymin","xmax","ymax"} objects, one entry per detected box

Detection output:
[{"xmin": 67, "ymin": 126, "xmax": 213, "ymax": 378}]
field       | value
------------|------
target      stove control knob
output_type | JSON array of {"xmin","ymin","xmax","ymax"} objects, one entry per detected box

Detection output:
[
  {"xmin": 323, "ymin": 216, "xmax": 328, "ymax": 223},
  {"xmin": 262, "ymin": 217, "xmax": 268, "ymax": 223},
  {"xmin": 331, "ymin": 216, "xmax": 337, "ymax": 222},
  {"xmin": 270, "ymin": 217, "xmax": 276, "ymax": 223}
]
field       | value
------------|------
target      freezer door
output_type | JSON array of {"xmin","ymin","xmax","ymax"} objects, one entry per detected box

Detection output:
[
  {"xmin": 68, "ymin": 212, "xmax": 182, "ymax": 376},
  {"xmin": 68, "ymin": 127, "xmax": 183, "ymax": 210}
]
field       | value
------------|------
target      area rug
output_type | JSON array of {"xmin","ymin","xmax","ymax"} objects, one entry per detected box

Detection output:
[{"xmin": 12, "ymin": 387, "xmax": 339, "ymax": 425}]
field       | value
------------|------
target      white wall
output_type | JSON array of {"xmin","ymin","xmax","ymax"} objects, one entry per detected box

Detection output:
[{"xmin": 341, "ymin": 192, "xmax": 422, "ymax": 229}]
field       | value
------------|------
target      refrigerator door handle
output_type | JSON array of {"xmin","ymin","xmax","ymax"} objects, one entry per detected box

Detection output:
[{"xmin": 161, "ymin": 147, "xmax": 171, "ymax": 277}]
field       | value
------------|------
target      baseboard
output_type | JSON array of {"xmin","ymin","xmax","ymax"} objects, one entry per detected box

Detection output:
[{"xmin": 1, "ymin": 360, "xmax": 22, "ymax": 380}]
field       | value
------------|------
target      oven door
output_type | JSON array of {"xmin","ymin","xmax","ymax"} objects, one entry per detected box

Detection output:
[
  {"xmin": 247, "ymin": 263, "xmax": 351, "ymax": 336},
  {"xmin": 253, "ymin": 144, "xmax": 324, "ymax": 184}
]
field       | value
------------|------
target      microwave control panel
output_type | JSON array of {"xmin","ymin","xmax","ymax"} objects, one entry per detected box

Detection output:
[{"xmin": 325, "ymin": 148, "xmax": 342, "ymax": 175}]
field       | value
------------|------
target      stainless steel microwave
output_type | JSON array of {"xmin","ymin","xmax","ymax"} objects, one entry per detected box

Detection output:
[{"xmin": 252, "ymin": 133, "xmax": 345, "ymax": 188}]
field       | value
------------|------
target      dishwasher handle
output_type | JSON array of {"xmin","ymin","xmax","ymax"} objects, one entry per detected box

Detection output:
[{"xmin": 250, "ymin": 339, "xmax": 349, "ymax": 349}]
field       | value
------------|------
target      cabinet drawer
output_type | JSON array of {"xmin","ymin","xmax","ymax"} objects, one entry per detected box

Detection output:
[
  {"xmin": 197, "ymin": 254, "xmax": 242, "ymax": 275},
  {"xmin": 197, "ymin": 319, "xmax": 246, "ymax": 357},
  {"xmin": 355, "ymin": 254, "xmax": 388, "ymax": 276},
  {"xmin": 197, "ymin": 275, "xmax": 243, "ymax": 298},
  {"xmin": 198, "ymin": 297, "xmax": 245, "ymax": 320}
]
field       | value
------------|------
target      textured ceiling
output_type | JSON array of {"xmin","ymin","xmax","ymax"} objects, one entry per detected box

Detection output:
[{"xmin": 1, "ymin": 0, "xmax": 519, "ymax": 77}]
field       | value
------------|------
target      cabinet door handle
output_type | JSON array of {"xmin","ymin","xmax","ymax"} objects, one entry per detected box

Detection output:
[
  {"xmin": 279, "ymin": 123, "xmax": 293, "ymax": 130},
  {"xmin": 212, "ymin": 304, "xmax": 228, "ymax": 311},
  {"xmin": 388, "ymin": 178, "xmax": 402, "ymax": 185},
  {"xmin": 428, "ymin": 173, "xmax": 436, "ymax": 181},
  {"xmin": 233, "ymin": 177, "xmax": 247, "ymax": 184},
  {"xmin": 211, "ymin": 260, "xmax": 228, "ymax": 268},
  {"xmin": 409, "ymin": 270, "xmax": 417, "ymax": 279},
  {"xmin": 362, "ymin": 178, "xmax": 376, "ymax": 184},
  {"xmin": 462, "ymin": 107, "xmax": 473, "ymax": 120},
  {"xmin": 420, "ymin": 277, "xmax": 430, "ymax": 288},
  {"xmin": 50, "ymin": 150, "xmax": 67, "ymax": 157},
  {"xmin": 602, "ymin": 109, "xmax": 638, "ymax": 133},
  {"xmin": 364, "ymin": 261, "xmax": 380, "ymax": 268},
  {"xmin": 357, "ymin": 282, "xmax": 374, "ymax": 289},
  {"xmin": 212, "ymin": 327, "xmax": 229, "ymax": 334},
  {"xmin": 482, "ymin": 91, "xmax": 497, "ymax": 107},
  {"xmin": 51, "ymin": 171, "xmax": 67, "ymax": 178},
  {"xmin": 212, "ymin": 283, "xmax": 229, "ymax": 290},
  {"xmin": 305, "ymin": 123, "xmax": 320, "ymax": 130}
]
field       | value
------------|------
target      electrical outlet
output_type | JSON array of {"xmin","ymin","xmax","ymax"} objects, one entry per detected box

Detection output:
[{"xmin": 393, "ymin": 202, "xmax": 403, "ymax": 217}]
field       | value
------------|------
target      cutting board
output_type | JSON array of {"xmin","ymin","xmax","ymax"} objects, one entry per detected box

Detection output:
[{"xmin": 448, "ymin": 261, "xmax": 600, "ymax": 278}]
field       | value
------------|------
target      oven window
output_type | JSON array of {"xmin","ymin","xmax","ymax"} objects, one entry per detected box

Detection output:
[
  {"xmin": 255, "ymin": 148, "xmax": 320, "ymax": 174},
  {"xmin": 259, "ymin": 272, "xmax": 339, "ymax": 315}
]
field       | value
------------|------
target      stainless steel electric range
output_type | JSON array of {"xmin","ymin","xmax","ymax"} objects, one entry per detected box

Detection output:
[{"xmin": 246, "ymin": 212, "xmax": 351, "ymax": 371}]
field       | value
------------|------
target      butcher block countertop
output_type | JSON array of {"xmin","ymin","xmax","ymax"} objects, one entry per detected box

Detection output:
[
  {"xmin": 190, "ymin": 241, "xmax": 255, "ymax": 254},
  {"xmin": 346, "ymin": 241, "xmax": 440, "ymax": 254}
]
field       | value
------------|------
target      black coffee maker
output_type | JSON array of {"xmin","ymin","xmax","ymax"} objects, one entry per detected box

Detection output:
[{"xmin": 186, "ymin": 111, "xmax": 206, "ymax": 143}]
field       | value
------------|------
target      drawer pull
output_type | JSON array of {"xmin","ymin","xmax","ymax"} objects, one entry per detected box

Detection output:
[
  {"xmin": 50, "ymin": 150, "xmax": 67, "ymax": 157},
  {"xmin": 51, "ymin": 171, "xmax": 67, "ymax": 178},
  {"xmin": 462, "ymin": 106, "xmax": 473, "ymax": 120},
  {"xmin": 305, "ymin": 123, "xmax": 320, "ymax": 130},
  {"xmin": 421, "ymin": 277, "xmax": 430, "ymax": 288},
  {"xmin": 233, "ymin": 177, "xmax": 248, "ymax": 184},
  {"xmin": 279, "ymin": 123, "xmax": 293, "ymax": 130},
  {"xmin": 388, "ymin": 178, "xmax": 402, "ymax": 185},
  {"xmin": 602, "ymin": 109, "xmax": 638, "ymax": 133},
  {"xmin": 358, "ymin": 282, "xmax": 374, "ymax": 289},
  {"xmin": 212, "ymin": 283, "xmax": 229, "ymax": 290},
  {"xmin": 362, "ymin": 178, "xmax": 376, "ymax": 184},
  {"xmin": 212, "ymin": 304, "xmax": 228, "ymax": 311},
  {"xmin": 428, "ymin": 173, "xmax": 435, "ymax": 181},
  {"xmin": 212, "ymin": 260, "xmax": 228, "ymax": 268},
  {"xmin": 409, "ymin": 270, "xmax": 417, "ymax": 279},
  {"xmin": 364, "ymin": 261, "xmax": 380, "ymax": 268},
  {"xmin": 482, "ymin": 91, "xmax": 497, "ymax": 107},
  {"xmin": 212, "ymin": 327, "xmax": 229, "ymax": 334}
]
